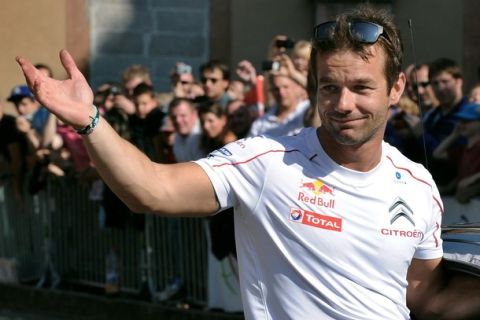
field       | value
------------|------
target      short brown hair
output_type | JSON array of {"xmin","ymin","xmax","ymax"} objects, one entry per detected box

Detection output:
[
  {"xmin": 428, "ymin": 58, "xmax": 462, "ymax": 80},
  {"xmin": 309, "ymin": 5, "xmax": 403, "ymax": 92},
  {"xmin": 122, "ymin": 64, "xmax": 152, "ymax": 85}
]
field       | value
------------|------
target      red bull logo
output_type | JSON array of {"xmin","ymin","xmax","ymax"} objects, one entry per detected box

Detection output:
[
  {"xmin": 300, "ymin": 179, "xmax": 334, "ymax": 196},
  {"xmin": 289, "ymin": 208, "xmax": 342, "ymax": 232},
  {"xmin": 298, "ymin": 179, "xmax": 335, "ymax": 209}
]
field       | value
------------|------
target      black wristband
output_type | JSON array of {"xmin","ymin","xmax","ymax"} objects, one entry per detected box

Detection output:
[{"xmin": 76, "ymin": 105, "xmax": 100, "ymax": 135}]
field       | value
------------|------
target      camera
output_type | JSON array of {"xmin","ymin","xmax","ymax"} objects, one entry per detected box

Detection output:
[
  {"xmin": 275, "ymin": 38, "xmax": 295, "ymax": 49},
  {"xmin": 108, "ymin": 85, "xmax": 122, "ymax": 96},
  {"xmin": 262, "ymin": 60, "xmax": 281, "ymax": 72}
]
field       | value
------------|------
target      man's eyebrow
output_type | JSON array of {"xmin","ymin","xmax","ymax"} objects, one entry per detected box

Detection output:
[
  {"xmin": 317, "ymin": 76, "xmax": 335, "ymax": 83},
  {"xmin": 317, "ymin": 76, "xmax": 376, "ymax": 85}
]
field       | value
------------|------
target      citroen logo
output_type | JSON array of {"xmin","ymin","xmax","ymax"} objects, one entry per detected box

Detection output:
[{"xmin": 389, "ymin": 197, "xmax": 415, "ymax": 226}]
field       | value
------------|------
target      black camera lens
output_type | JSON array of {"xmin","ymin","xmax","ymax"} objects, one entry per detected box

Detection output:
[{"xmin": 275, "ymin": 38, "xmax": 295, "ymax": 49}]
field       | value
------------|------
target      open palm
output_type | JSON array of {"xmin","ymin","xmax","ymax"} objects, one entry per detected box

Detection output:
[{"xmin": 16, "ymin": 50, "xmax": 94, "ymax": 128}]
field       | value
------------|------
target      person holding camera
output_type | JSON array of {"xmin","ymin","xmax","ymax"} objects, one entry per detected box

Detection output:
[
  {"xmin": 263, "ymin": 35, "xmax": 310, "ymax": 109},
  {"xmin": 169, "ymin": 62, "xmax": 201, "ymax": 100},
  {"xmin": 112, "ymin": 64, "xmax": 153, "ymax": 117}
]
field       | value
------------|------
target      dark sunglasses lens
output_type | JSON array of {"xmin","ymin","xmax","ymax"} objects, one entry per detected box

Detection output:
[
  {"xmin": 201, "ymin": 77, "xmax": 218, "ymax": 84},
  {"xmin": 350, "ymin": 21, "xmax": 382, "ymax": 43},
  {"xmin": 314, "ymin": 21, "xmax": 336, "ymax": 40},
  {"xmin": 413, "ymin": 82, "xmax": 430, "ymax": 90},
  {"xmin": 420, "ymin": 82, "xmax": 430, "ymax": 88}
]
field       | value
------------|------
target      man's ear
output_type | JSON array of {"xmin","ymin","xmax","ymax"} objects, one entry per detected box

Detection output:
[{"xmin": 389, "ymin": 72, "xmax": 406, "ymax": 105}]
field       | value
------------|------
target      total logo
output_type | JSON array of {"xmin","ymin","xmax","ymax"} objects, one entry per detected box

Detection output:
[{"xmin": 289, "ymin": 208, "xmax": 342, "ymax": 232}]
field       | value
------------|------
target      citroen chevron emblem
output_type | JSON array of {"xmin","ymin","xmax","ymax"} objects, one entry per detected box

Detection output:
[{"xmin": 389, "ymin": 197, "xmax": 415, "ymax": 226}]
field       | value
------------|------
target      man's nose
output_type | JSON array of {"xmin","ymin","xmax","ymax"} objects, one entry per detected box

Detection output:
[{"xmin": 335, "ymin": 88, "xmax": 354, "ymax": 111}]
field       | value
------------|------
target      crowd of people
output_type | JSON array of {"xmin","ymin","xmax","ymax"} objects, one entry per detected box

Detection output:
[{"xmin": 2, "ymin": 41, "xmax": 480, "ymax": 215}]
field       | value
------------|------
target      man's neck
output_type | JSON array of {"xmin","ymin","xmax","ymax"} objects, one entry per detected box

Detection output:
[
  {"xmin": 317, "ymin": 127, "xmax": 383, "ymax": 172},
  {"xmin": 440, "ymin": 96, "xmax": 463, "ymax": 115}
]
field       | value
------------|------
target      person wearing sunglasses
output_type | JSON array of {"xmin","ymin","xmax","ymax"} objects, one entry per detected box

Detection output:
[
  {"xmin": 16, "ymin": 4, "xmax": 480, "ymax": 320},
  {"xmin": 199, "ymin": 59, "xmax": 232, "ymax": 108},
  {"xmin": 406, "ymin": 63, "xmax": 439, "ymax": 115}
]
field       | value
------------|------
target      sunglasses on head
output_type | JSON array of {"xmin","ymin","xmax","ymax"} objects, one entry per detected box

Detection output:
[{"xmin": 314, "ymin": 20, "xmax": 386, "ymax": 44}]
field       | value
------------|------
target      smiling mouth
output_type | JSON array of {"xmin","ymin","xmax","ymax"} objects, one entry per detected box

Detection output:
[{"xmin": 329, "ymin": 116, "xmax": 366, "ymax": 124}]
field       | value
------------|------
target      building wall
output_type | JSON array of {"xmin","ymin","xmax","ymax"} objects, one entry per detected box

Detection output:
[
  {"xmin": 230, "ymin": 0, "xmax": 314, "ymax": 74},
  {"xmin": 89, "ymin": 0, "xmax": 210, "ymax": 92},
  {"xmin": 463, "ymin": 0, "xmax": 480, "ymax": 91},
  {"xmin": 0, "ymin": 1, "xmax": 68, "ymax": 114},
  {"xmin": 394, "ymin": 0, "xmax": 463, "ymax": 72}
]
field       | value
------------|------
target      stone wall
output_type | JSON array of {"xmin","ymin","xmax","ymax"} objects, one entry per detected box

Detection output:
[{"xmin": 89, "ymin": 0, "xmax": 210, "ymax": 92}]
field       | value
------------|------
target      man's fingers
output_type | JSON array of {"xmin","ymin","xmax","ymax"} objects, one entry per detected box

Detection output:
[
  {"xmin": 15, "ymin": 56, "xmax": 38, "ymax": 88},
  {"xmin": 59, "ymin": 49, "xmax": 81, "ymax": 79}
]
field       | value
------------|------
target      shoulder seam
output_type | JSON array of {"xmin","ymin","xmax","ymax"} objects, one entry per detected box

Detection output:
[
  {"xmin": 386, "ymin": 155, "xmax": 444, "ymax": 214},
  {"xmin": 212, "ymin": 149, "xmax": 300, "ymax": 168}
]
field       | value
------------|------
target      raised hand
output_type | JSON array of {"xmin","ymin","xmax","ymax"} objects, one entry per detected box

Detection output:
[
  {"xmin": 236, "ymin": 60, "xmax": 257, "ymax": 86},
  {"xmin": 16, "ymin": 49, "xmax": 94, "ymax": 129}
]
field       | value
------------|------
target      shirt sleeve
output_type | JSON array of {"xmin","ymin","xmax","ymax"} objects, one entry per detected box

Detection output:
[
  {"xmin": 413, "ymin": 185, "xmax": 444, "ymax": 260},
  {"xmin": 194, "ymin": 135, "xmax": 274, "ymax": 212}
]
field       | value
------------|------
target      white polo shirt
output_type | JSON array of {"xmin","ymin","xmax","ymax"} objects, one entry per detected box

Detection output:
[{"xmin": 196, "ymin": 127, "xmax": 443, "ymax": 319}]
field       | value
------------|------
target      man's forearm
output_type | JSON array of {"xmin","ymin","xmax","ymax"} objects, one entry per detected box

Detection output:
[
  {"xmin": 82, "ymin": 118, "xmax": 217, "ymax": 216},
  {"xmin": 83, "ymin": 117, "xmax": 159, "ymax": 212}
]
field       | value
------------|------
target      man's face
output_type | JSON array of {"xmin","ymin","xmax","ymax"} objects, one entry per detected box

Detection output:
[
  {"xmin": 201, "ymin": 68, "xmax": 229, "ymax": 101},
  {"xmin": 409, "ymin": 66, "xmax": 436, "ymax": 106},
  {"xmin": 169, "ymin": 102, "xmax": 198, "ymax": 136},
  {"xmin": 316, "ymin": 47, "xmax": 404, "ymax": 147},
  {"xmin": 134, "ymin": 93, "xmax": 157, "ymax": 119},
  {"xmin": 14, "ymin": 97, "xmax": 39, "ymax": 116},
  {"xmin": 430, "ymin": 71, "xmax": 462, "ymax": 107},
  {"xmin": 271, "ymin": 75, "xmax": 300, "ymax": 109}
]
